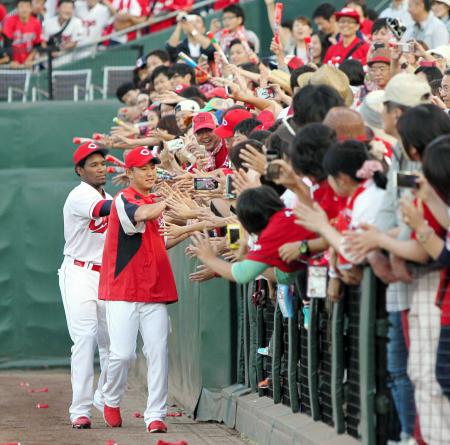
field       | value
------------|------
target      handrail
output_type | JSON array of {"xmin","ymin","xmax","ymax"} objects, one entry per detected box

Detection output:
[{"xmin": 69, "ymin": 0, "xmax": 220, "ymax": 51}]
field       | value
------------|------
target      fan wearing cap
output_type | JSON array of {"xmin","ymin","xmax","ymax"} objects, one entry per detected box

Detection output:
[
  {"xmin": 192, "ymin": 112, "xmax": 229, "ymax": 171},
  {"xmin": 174, "ymin": 99, "xmax": 201, "ymax": 133},
  {"xmin": 367, "ymin": 46, "xmax": 393, "ymax": 90},
  {"xmin": 99, "ymin": 146, "xmax": 187, "ymax": 434},
  {"xmin": 432, "ymin": 0, "xmax": 450, "ymax": 30},
  {"xmin": 214, "ymin": 107, "xmax": 253, "ymax": 150},
  {"xmin": 345, "ymin": 0, "xmax": 373, "ymax": 36},
  {"xmin": 58, "ymin": 142, "xmax": 112, "ymax": 429},
  {"xmin": 133, "ymin": 56, "xmax": 149, "ymax": 85},
  {"xmin": 323, "ymin": 8, "xmax": 370, "ymax": 66}
]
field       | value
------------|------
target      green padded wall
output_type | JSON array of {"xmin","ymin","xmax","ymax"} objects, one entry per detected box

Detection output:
[
  {"xmin": 0, "ymin": 101, "xmax": 238, "ymax": 418},
  {"xmin": 0, "ymin": 101, "xmax": 119, "ymax": 367}
]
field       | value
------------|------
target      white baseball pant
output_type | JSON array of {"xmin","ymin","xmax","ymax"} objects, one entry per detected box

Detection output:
[
  {"xmin": 58, "ymin": 257, "xmax": 110, "ymax": 422},
  {"xmin": 103, "ymin": 301, "xmax": 169, "ymax": 425}
]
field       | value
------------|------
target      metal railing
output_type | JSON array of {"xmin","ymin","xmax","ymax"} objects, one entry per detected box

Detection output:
[
  {"xmin": 236, "ymin": 269, "xmax": 399, "ymax": 444},
  {"xmin": 0, "ymin": 0, "xmax": 224, "ymax": 102}
]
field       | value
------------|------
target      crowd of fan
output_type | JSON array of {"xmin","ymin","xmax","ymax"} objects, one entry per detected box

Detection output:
[
  {"xmin": 57, "ymin": 0, "xmax": 450, "ymax": 443},
  {"xmin": 0, "ymin": 0, "xmax": 240, "ymax": 66}
]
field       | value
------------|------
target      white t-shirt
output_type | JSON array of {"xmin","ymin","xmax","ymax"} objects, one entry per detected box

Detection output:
[
  {"xmin": 63, "ymin": 181, "xmax": 112, "ymax": 264},
  {"xmin": 43, "ymin": 15, "xmax": 86, "ymax": 45},
  {"xmin": 281, "ymin": 189, "xmax": 297, "ymax": 208},
  {"xmin": 110, "ymin": 0, "xmax": 141, "ymax": 43},
  {"xmin": 351, "ymin": 180, "xmax": 386, "ymax": 228},
  {"xmin": 75, "ymin": 1, "xmax": 111, "ymax": 43}
]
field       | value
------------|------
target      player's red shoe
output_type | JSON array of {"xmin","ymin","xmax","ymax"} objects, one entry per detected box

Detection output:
[
  {"xmin": 72, "ymin": 416, "xmax": 91, "ymax": 429},
  {"xmin": 148, "ymin": 420, "xmax": 168, "ymax": 433},
  {"xmin": 104, "ymin": 405, "xmax": 122, "ymax": 427}
]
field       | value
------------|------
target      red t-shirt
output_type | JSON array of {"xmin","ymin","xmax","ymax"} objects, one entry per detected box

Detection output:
[
  {"xmin": 3, "ymin": 14, "xmax": 42, "ymax": 64},
  {"xmin": 312, "ymin": 180, "xmax": 346, "ymax": 222},
  {"xmin": 323, "ymin": 36, "xmax": 370, "ymax": 65},
  {"xmin": 246, "ymin": 209, "xmax": 315, "ymax": 272},
  {"xmin": 99, "ymin": 187, "xmax": 178, "ymax": 304}
]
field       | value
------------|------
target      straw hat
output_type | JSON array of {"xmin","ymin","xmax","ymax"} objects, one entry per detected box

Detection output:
[
  {"xmin": 309, "ymin": 64, "xmax": 354, "ymax": 107},
  {"xmin": 269, "ymin": 69, "xmax": 292, "ymax": 94},
  {"xmin": 297, "ymin": 72, "xmax": 314, "ymax": 89}
]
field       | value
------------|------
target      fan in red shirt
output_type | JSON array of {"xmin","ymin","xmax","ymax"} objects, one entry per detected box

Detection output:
[
  {"xmin": 99, "ymin": 146, "xmax": 188, "ymax": 434},
  {"xmin": 323, "ymin": 8, "xmax": 369, "ymax": 66},
  {"xmin": 3, "ymin": 0, "xmax": 42, "ymax": 67},
  {"xmin": 189, "ymin": 186, "xmax": 315, "ymax": 286},
  {"xmin": 192, "ymin": 112, "xmax": 229, "ymax": 171}
]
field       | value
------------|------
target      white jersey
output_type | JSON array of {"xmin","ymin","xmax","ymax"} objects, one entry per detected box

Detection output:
[
  {"xmin": 43, "ymin": 15, "xmax": 86, "ymax": 44},
  {"xmin": 75, "ymin": 1, "xmax": 111, "ymax": 43},
  {"xmin": 63, "ymin": 181, "xmax": 112, "ymax": 264},
  {"xmin": 110, "ymin": 0, "xmax": 141, "ymax": 43}
]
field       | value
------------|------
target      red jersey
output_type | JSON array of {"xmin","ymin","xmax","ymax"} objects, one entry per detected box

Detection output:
[
  {"xmin": 3, "ymin": 14, "xmax": 42, "ymax": 64},
  {"xmin": 246, "ymin": 209, "xmax": 315, "ymax": 272},
  {"xmin": 323, "ymin": 36, "xmax": 369, "ymax": 65},
  {"xmin": 99, "ymin": 187, "xmax": 178, "ymax": 304},
  {"xmin": 312, "ymin": 180, "xmax": 346, "ymax": 222}
]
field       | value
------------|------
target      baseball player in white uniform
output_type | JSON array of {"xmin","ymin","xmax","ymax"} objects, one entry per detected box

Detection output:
[{"xmin": 58, "ymin": 142, "xmax": 113, "ymax": 429}]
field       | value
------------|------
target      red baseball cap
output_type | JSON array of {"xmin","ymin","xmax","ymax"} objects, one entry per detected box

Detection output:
[
  {"xmin": 125, "ymin": 146, "xmax": 161, "ymax": 168},
  {"xmin": 205, "ymin": 87, "xmax": 228, "ymax": 100},
  {"xmin": 73, "ymin": 141, "xmax": 108, "ymax": 166},
  {"xmin": 193, "ymin": 112, "xmax": 218, "ymax": 133},
  {"xmin": 367, "ymin": 47, "xmax": 391, "ymax": 66},
  {"xmin": 256, "ymin": 110, "xmax": 275, "ymax": 130},
  {"xmin": 214, "ymin": 109, "xmax": 253, "ymax": 138},
  {"xmin": 334, "ymin": 7, "xmax": 360, "ymax": 24}
]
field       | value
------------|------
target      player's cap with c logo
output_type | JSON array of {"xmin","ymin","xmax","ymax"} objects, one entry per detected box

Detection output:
[
  {"xmin": 73, "ymin": 141, "xmax": 108, "ymax": 166},
  {"xmin": 125, "ymin": 146, "xmax": 161, "ymax": 169}
]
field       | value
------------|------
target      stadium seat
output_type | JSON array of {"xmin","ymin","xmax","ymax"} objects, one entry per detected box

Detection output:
[{"xmin": 0, "ymin": 69, "xmax": 31, "ymax": 103}]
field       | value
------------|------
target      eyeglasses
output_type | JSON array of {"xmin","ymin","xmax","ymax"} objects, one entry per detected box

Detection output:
[
  {"xmin": 222, "ymin": 14, "xmax": 238, "ymax": 22},
  {"xmin": 440, "ymin": 85, "xmax": 450, "ymax": 93},
  {"xmin": 369, "ymin": 66, "xmax": 389, "ymax": 73}
]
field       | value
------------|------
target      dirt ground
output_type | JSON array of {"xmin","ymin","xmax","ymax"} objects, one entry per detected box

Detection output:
[{"xmin": 0, "ymin": 370, "xmax": 248, "ymax": 445}]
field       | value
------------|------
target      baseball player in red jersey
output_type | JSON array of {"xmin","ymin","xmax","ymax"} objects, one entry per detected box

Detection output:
[
  {"xmin": 58, "ymin": 142, "xmax": 113, "ymax": 429},
  {"xmin": 99, "ymin": 146, "xmax": 187, "ymax": 433}
]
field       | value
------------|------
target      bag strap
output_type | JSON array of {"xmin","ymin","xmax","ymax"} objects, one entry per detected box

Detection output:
[
  {"xmin": 49, "ymin": 17, "xmax": 72, "ymax": 42},
  {"xmin": 343, "ymin": 40, "xmax": 363, "ymax": 61}
]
